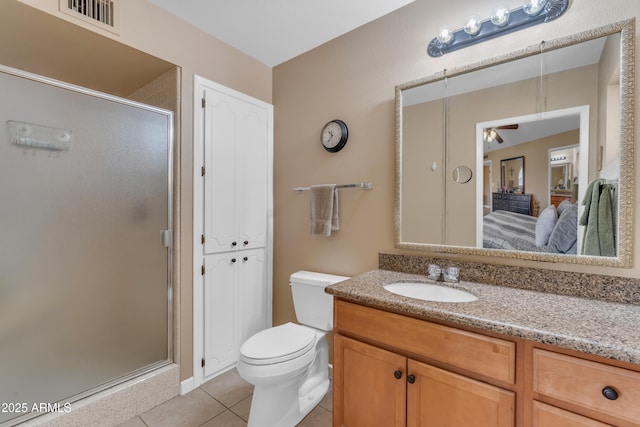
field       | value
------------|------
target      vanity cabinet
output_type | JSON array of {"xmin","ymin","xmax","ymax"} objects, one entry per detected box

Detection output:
[
  {"xmin": 550, "ymin": 193, "xmax": 573, "ymax": 208},
  {"xmin": 333, "ymin": 299, "xmax": 640, "ymax": 427},
  {"xmin": 333, "ymin": 300, "xmax": 516, "ymax": 426}
]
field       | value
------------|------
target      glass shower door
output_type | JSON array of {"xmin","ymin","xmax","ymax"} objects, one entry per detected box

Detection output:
[{"xmin": 0, "ymin": 66, "xmax": 172, "ymax": 425}]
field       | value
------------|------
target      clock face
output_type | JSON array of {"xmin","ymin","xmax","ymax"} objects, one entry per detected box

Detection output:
[{"xmin": 321, "ymin": 120, "xmax": 348, "ymax": 152}]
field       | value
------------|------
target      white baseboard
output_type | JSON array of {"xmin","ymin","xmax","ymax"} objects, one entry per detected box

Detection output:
[{"xmin": 180, "ymin": 376, "xmax": 196, "ymax": 395}]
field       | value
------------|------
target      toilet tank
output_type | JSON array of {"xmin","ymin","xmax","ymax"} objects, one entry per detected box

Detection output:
[{"xmin": 290, "ymin": 271, "xmax": 349, "ymax": 331}]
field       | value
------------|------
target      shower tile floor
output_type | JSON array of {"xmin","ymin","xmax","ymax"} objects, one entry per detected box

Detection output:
[{"xmin": 118, "ymin": 369, "xmax": 332, "ymax": 427}]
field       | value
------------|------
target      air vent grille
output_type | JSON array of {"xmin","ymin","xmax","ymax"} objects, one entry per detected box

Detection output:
[{"xmin": 65, "ymin": 0, "xmax": 115, "ymax": 28}]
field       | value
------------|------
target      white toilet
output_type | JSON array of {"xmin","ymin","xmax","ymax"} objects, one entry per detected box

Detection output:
[{"xmin": 237, "ymin": 271, "xmax": 348, "ymax": 427}]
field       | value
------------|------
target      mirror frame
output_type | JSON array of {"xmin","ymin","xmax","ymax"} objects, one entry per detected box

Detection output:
[{"xmin": 394, "ymin": 19, "xmax": 635, "ymax": 268}]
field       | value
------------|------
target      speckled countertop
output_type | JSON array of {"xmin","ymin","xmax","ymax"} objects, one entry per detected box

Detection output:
[{"xmin": 326, "ymin": 269, "xmax": 640, "ymax": 365}]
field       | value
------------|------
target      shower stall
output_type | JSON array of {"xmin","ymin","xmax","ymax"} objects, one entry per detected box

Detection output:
[{"xmin": 0, "ymin": 65, "xmax": 173, "ymax": 426}]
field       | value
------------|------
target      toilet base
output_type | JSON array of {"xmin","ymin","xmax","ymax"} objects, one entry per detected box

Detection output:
[
  {"xmin": 247, "ymin": 377, "xmax": 330, "ymax": 427},
  {"xmin": 245, "ymin": 335, "xmax": 330, "ymax": 427}
]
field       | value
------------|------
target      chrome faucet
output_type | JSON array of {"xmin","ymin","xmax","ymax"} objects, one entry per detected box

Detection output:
[{"xmin": 428, "ymin": 264, "xmax": 459, "ymax": 283}]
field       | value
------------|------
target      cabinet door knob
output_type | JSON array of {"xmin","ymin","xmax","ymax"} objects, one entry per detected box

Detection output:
[
  {"xmin": 407, "ymin": 374, "xmax": 416, "ymax": 384},
  {"xmin": 393, "ymin": 370, "xmax": 403, "ymax": 380},
  {"xmin": 231, "ymin": 241, "xmax": 237, "ymax": 247},
  {"xmin": 231, "ymin": 258, "xmax": 237, "ymax": 263},
  {"xmin": 602, "ymin": 386, "xmax": 619, "ymax": 400},
  {"xmin": 243, "ymin": 257, "xmax": 248, "ymax": 262},
  {"xmin": 243, "ymin": 240, "xmax": 249, "ymax": 245}
]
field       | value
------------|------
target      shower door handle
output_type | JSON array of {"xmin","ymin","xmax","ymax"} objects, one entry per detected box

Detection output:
[{"xmin": 160, "ymin": 229, "xmax": 172, "ymax": 248}]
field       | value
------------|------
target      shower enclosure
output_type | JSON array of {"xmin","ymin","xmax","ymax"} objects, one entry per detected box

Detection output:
[{"xmin": 0, "ymin": 65, "xmax": 173, "ymax": 425}]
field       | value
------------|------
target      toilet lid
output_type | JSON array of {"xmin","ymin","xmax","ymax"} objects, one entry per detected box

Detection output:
[{"xmin": 240, "ymin": 322, "xmax": 316, "ymax": 365}]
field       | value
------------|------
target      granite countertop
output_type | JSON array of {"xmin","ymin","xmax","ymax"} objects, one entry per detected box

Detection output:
[{"xmin": 326, "ymin": 269, "xmax": 640, "ymax": 365}]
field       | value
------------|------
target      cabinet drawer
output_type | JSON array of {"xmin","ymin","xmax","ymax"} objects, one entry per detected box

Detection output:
[
  {"xmin": 334, "ymin": 300, "xmax": 515, "ymax": 384},
  {"xmin": 533, "ymin": 349, "xmax": 640, "ymax": 425},
  {"xmin": 533, "ymin": 401, "xmax": 612, "ymax": 427}
]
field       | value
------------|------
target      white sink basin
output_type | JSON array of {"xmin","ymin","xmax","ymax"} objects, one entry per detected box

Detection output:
[{"xmin": 383, "ymin": 282, "xmax": 478, "ymax": 303}]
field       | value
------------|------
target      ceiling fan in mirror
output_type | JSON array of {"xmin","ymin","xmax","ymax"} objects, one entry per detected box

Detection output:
[{"xmin": 483, "ymin": 124, "xmax": 519, "ymax": 143}]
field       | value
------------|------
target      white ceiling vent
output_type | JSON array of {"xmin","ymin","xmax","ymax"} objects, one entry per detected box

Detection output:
[{"xmin": 60, "ymin": 0, "xmax": 119, "ymax": 34}]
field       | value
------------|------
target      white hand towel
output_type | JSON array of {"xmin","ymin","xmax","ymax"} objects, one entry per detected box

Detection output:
[{"xmin": 310, "ymin": 184, "xmax": 339, "ymax": 236}]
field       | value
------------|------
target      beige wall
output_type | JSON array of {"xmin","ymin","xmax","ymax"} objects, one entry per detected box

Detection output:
[
  {"xmin": 272, "ymin": 0, "xmax": 640, "ymax": 329},
  {"xmin": 14, "ymin": 0, "xmax": 272, "ymax": 381}
]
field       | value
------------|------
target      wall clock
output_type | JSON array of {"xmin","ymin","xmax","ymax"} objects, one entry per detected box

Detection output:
[{"xmin": 320, "ymin": 119, "xmax": 348, "ymax": 152}]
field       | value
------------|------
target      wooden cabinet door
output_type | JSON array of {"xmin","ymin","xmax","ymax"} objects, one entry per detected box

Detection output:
[
  {"xmin": 334, "ymin": 335, "xmax": 406, "ymax": 427},
  {"xmin": 407, "ymin": 359, "xmax": 515, "ymax": 427}
]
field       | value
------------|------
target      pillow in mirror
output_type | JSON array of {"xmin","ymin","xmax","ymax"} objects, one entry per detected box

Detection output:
[
  {"xmin": 546, "ymin": 204, "xmax": 579, "ymax": 254},
  {"xmin": 557, "ymin": 199, "xmax": 573, "ymax": 216},
  {"xmin": 535, "ymin": 205, "xmax": 557, "ymax": 246}
]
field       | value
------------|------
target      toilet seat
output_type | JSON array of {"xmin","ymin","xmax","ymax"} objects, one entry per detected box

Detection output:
[{"xmin": 240, "ymin": 322, "xmax": 316, "ymax": 365}]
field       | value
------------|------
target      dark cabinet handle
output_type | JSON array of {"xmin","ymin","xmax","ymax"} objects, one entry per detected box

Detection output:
[
  {"xmin": 231, "ymin": 241, "xmax": 237, "ymax": 247},
  {"xmin": 244, "ymin": 240, "xmax": 249, "ymax": 245},
  {"xmin": 602, "ymin": 386, "xmax": 619, "ymax": 400},
  {"xmin": 231, "ymin": 258, "xmax": 237, "ymax": 263},
  {"xmin": 407, "ymin": 374, "xmax": 416, "ymax": 384},
  {"xmin": 393, "ymin": 370, "xmax": 403, "ymax": 380},
  {"xmin": 243, "ymin": 257, "xmax": 248, "ymax": 262}
]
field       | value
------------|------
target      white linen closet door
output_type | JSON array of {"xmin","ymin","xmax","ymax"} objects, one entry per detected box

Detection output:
[
  {"xmin": 196, "ymin": 77, "xmax": 272, "ymax": 382},
  {"xmin": 203, "ymin": 252, "xmax": 239, "ymax": 378},
  {"xmin": 238, "ymin": 108, "xmax": 269, "ymax": 250},
  {"xmin": 238, "ymin": 248, "xmax": 267, "ymax": 345},
  {"xmin": 203, "ymin": 90, "xmax": 241, "ymax": 254},
  {"xmin": 202, "ymin": 88, "xmax": 268, "ymax": 254}
]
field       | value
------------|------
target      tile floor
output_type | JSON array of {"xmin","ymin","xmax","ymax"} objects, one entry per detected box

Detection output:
[{"xmin": 118, "ymin": 369, "xmax": 332, "ymax": 427}]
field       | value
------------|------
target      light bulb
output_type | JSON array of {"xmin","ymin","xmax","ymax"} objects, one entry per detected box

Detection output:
[
  {"xmin": 464, "ymin": 16, "xmax": 482, "ymax": 36},
  {"xmin": 436, "ymin": 26, "xmax": 454, "ymax": 45},
  {"xmin": 523, "ymin": 0, "xmax": 548, "ymax": 16},
  {"xmin": 490, "ymin": 7, "xmax": 510, "ymax": 27}
]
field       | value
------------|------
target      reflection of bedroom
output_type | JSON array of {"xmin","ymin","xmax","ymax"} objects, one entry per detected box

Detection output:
[
  {"xmin": 482, "ymin": 129, "xmax": 582, "ymax": 255},
  {"xmin": 484, "ymin": 129, "xmax": 580, "ymax": 213},
  {"xmin": 482, "ymin": 125, "xmax": 617, "ymax": 257},
  {"xmin": 401, "ymin": 32, "xmax": 621, "ymax": 257}
]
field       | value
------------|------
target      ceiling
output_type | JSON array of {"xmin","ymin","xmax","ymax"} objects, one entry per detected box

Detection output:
[{"xmin": 146, "ymin": 0, "xmax": 415, "ymax": 67}]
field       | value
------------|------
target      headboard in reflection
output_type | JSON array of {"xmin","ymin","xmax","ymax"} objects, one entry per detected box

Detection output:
[{"xmin": 395, "ymin": 19, "xmax": 634, "ymax": 267}]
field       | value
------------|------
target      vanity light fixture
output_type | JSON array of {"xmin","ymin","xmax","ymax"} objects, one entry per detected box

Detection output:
[{"xmin": 428, "ymin": 0, "xmax": 569, "ymax": 57}]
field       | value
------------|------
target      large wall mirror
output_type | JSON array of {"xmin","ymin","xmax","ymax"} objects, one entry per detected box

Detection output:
[{"xmin": 395, "ymin": 19, "xmax": 634, "ymax": 267}]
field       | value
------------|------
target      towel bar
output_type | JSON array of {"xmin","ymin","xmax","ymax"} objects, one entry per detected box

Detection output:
[{"xmin": 293, "ymin": 182, "xmax": 373, "ymax": 193}]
